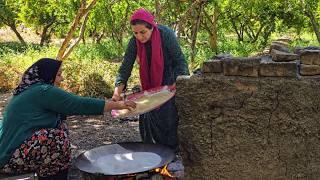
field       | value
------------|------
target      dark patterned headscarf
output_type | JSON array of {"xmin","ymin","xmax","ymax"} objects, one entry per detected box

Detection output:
[{"xmin": 13, "ymin": 58, "xmax": 62, "ymax": 95}]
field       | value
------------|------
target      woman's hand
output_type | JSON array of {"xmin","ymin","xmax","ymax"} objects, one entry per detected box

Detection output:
[
  {"xmin": 112, "ymin": 85, "xmax": 125, "ymax": 101},
  {"xmin": 117, "ymin": 100, "xmax": 136, "ymax": 110},
  {"xmin": 104, "ymin": 99, "xmax": 136, "ymax": 112}
]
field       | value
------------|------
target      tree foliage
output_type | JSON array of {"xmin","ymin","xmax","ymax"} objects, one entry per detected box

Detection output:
[
  {"xmin": 0, "ymin": 0, "xmax": 25, "ymax": 44},
  {"xmin": 18, "ymin": 0, "xmax": 79, "ymax": 46},
  {"xmin": 0, "ymin": 0, "xmax": 319, "ymax": 67}
]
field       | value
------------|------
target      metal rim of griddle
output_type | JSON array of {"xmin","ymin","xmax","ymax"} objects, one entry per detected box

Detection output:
[{"xmin": 74, "ymin": 142, "xmax": 175, "ymax": 176}]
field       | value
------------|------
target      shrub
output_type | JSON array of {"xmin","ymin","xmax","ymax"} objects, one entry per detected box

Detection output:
[
  {"xmin": 82, "ymin": 73, "xmax": 113, "ymax": 98},
  {"xmin": 0, "ymin": 44, "xmax": 140, "ymax": 98}
]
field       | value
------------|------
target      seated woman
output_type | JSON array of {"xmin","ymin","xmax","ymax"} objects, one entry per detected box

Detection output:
[{"xmin": 0, "ymin": 58, "xmax": 136, "ymax": 179}]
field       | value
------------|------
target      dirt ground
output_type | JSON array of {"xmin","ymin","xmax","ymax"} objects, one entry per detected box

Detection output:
[{"xmin": 67, "ymin": 115, "xmax": 141, "ymax": 156}]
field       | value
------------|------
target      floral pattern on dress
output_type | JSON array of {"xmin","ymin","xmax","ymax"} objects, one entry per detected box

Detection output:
[{"xmin": 1, "ymin": 122, "xmax": 71, "ymax": 177}]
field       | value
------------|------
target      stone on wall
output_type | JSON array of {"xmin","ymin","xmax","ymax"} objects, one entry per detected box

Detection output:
[
  {"xmin": 259, "ymin": 56, "xmax": 298, "ymax": 77},
  {"xmin": 212, "ymin": 53, "xmax": 233, "ymax": 60},
  {"xmin": 202, "ymin": 59, "xmax": 222, "ymax": 73},
  {"xmin": 275, "ymin": 37, "xmax": 292, "ymax": 43},
  {"xmin": 223, "ymin": 57, "xmax": 260, "ymax": 77},
  {"xmin": 269, "ymin": 41, "xmax": 290, "ymax": 53},
  {"xmin": 294, "ymin": 46, "xmax": 320, "ymax": 55},
  {"xmin": 300, "ymin": 64, "xmax": 320, "ymax": 75},
  {"xmin": 271, "ymin": 49, "xmax": 298, "ymax": 62},
  {"xmin": 300, "ymin": 50, "xmax": 320, "ymax": 65}
]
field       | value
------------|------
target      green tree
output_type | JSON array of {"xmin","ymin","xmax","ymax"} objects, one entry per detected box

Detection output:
[
  {"xmin": 222, "ymin": 0, "xmax": 279, "ymax": 45},
  {"xmin": 276, "ymin": 0, "xmax": 308, "ymax": 38},
  {"xmin": 87, "ymin": 0, "xmax": 154, "ymax": 55},
  {"xmin": 0, "ymin": 0, "xmax": 25, "ymax": 44},
  {"xmin": 300, "ymin": 0, "xmax": 320, "ymax": 43},
  {"xmin": 18, "ymin": 0, "xmax": 76, "ymax": 46}
]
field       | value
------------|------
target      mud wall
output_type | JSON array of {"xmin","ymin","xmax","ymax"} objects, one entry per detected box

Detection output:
[{"xmin": 176, "ymin": 47, "xmax": 320, "ymax": 180}]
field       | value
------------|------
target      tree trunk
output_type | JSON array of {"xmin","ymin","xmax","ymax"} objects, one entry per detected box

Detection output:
[
  {"xmin": 96, "ymin": 31, "xmax": 105, "ymax": 44},
  {"xmin": 262, "ymin": 24, "xmax": 274, "ymax": 46},
  {"xmin": 56, "ymin": 0, "xmax": 97, "ymax": 61},
  {"xmin": 202, "ymin": 6, "xmax": 218, "ymax": 53},
  {"xmin": 176, "ymin": 1, "xmax": 198, "ymax": 39},
  {"xmin": 8, "ymin": 23, "xmax": 26, "ymax": 45},
  {"xmin": 40, "ymin": 20, "xmax": 55, "ymax": 46},
  {"xmin": 62, "ymin": 10, "xmax": 90, "ymax": 60},
  {"xmin": 300, "ymin": 0, "xmax": 320, "ymax": 43},
  {"xmin": 230, "ymin": 17, "xmax": 244, "ymax": 42},
  {"xmin": 155, "ymin": 0, "xmax": 161, "ymax": 23},
  {"xmin": 209, "ymin": 6, "xmax": 218, "ymax": 53},
  {"xmin": 40, "ymin": 28, "xmax": 48, "ymax": 46},
  {"xmin": 190, "ymin": 1, "xmax": 205, "ymax": 67},
  {"xmin": 307, "ymin": 11, "xmax": 320, "ymax": 43}
]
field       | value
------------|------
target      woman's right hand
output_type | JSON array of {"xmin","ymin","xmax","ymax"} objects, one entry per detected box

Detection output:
[
  {"xmin": 112, "ymin": 85, "xmax": 125, "ymax": 101},
  {"xmin": 104, "ymin": 99, "xmax": 136, "ymax": 112}
]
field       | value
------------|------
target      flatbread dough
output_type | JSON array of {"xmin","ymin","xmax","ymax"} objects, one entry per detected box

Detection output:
[
  {"xmin": 112, "ymin": 89, "xmax": 174, "ymax": 118},
  {"xmin": 95, "ymin": 152, "xmax": 162, "ymax": 174}
]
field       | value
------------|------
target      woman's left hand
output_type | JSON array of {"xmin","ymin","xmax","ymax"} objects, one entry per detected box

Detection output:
[{"xmin": 123, "ymin": 100, "xmax": 136, "ymax": 110}]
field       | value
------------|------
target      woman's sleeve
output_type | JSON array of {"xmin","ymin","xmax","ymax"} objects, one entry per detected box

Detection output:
[
  {"xmin": 115, "ymin": 37, "xmax": 137, "ymax": 87},
  {"xmin": 38, "ymin": 86, "xmax": 105, "ymax": 116},
  {"xmin": 165, "ymin": 28, "xmax": 190, "ymax": 80}
]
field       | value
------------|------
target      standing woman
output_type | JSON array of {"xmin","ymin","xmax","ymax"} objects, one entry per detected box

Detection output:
[
  {"xmin": 112, "ymin": 8, "xmax": 189, "ymax": 152},
  {"xmin": 0, "ymin": 58, "xmax": 136, "ymax": 179}
]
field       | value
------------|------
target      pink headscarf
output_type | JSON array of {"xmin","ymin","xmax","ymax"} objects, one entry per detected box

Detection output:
[{"xmin": 130, "ymin": 8, "xmax": 164, "ymax": 90}]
